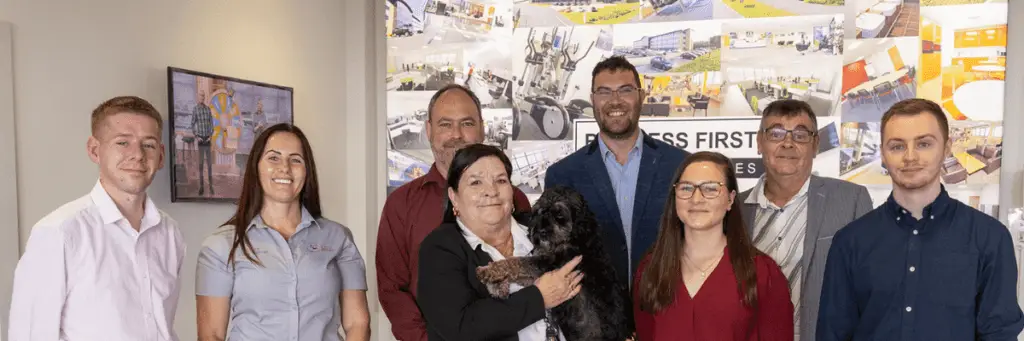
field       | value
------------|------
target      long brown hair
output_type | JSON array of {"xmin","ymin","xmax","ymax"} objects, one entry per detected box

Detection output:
[
  {"xmin": 224, "ymin": 123, "xmax": 322, "ymax": 266},
  {"xmin": 637, "ymin": 151, "xmax": 761, "ymax": 313}
]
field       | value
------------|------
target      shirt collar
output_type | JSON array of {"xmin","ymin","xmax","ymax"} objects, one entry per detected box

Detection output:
[
  {"xmin": 247, "ymin": 206, "xmax": 320, "ymax": 231},
  {"xmin": 597, "ymin": 134, "xmax": 643, "ymax": 161},
  {"xmin": 457, "ymin": 218, "xmax": 533, "ymax": 257},
  {"xmin": 885, "ymin": 185, "xmax": 953, "ymax": 225},
  {"xmin": 745, "ymin": 175, "xmax": 811, "ymax": 209},
  {"xmin": 419, "ymin": 163, "xmax": 447, "ymax": 189},
  {"xmin": 89, "ymin": 179, "xmax": 161, "ymax": 230}
]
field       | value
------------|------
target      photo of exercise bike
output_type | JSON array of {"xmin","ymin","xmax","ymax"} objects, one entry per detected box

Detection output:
[{"xmin": 512, "ymin": 25, "xmax": 613, "ymax": 140}]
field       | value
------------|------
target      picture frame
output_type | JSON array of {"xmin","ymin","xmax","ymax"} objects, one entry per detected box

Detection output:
[{"xmin": 167, "ymin": 67, "xmax": 294, "ymax": 202}]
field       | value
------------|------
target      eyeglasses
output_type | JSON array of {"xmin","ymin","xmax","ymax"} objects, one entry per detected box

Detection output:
[
  {"xmin": 675, "ymin": 181, "xmax": 724, "ymax": 200},
  {"xmin": 762, "ymin": 126, "xmax": 816, "ymax": 144},
  {"xmin": 592, "ymin": 86, "xmax": 638, "ymax": 100}
]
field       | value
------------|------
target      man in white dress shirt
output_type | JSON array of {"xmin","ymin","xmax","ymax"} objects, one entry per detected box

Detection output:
[{"xmin": 7, "ymin": 96, "xmax": 186, "ymax": 341}]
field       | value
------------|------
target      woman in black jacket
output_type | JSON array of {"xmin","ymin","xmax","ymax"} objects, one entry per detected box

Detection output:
[{"xmin": 416, "ymin": 144, "xmax": 582, "ymax": 341}]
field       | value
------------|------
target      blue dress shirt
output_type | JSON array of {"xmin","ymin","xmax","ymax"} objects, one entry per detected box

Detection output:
[
  {"xmin": 817, "ymin": 186, "xmax": 1024, "ymax": 341},
  {"xmin": 598, "ymin": 134, "xmax": 642, "ymax": 262}
]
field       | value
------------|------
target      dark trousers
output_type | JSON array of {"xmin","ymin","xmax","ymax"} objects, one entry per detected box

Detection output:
[{"xmin": 197, "ymin": 139, "xmax": 214, "ymax": 195}]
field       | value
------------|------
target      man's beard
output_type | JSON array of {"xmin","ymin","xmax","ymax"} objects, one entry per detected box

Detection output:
[
  {"xmin": 596, "ymin": 103, "xmax": 640, "ymax": 140},
  {"xmin": 433, "ymin": 138, "xmax": 468, "ymax": 168}
]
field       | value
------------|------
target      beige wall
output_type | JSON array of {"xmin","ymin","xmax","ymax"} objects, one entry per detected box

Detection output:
[{"xmin": 0, "ymin": 0, "xmax": 383, "ymax": 339}]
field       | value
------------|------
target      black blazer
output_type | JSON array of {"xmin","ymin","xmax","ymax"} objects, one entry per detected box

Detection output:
[{"xmin": 416, "ymin": 220, "xmax": 546, "ymax": 341}]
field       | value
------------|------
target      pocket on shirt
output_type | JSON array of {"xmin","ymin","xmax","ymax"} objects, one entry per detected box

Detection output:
[{"xmin": 925, "ymin": 251, "xmax": 979, "ymax": 309}]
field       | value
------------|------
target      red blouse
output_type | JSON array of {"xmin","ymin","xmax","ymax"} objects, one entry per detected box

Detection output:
[{"xmin": 632, "ymin": 250, "xmax": 794, "ymax": 341}]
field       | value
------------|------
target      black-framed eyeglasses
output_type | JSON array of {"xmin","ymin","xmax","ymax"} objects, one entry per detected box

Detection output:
[
  {"xmin": 762, "ymin": 126, "xmax": 816, "ymax": 144},
  {"xmin": 675, "ymin": 181, "xmax": 724, "ymax": 199},
  {"xmin": 592, "ymin": 86, "xmax": 638, "ymax": 100}
]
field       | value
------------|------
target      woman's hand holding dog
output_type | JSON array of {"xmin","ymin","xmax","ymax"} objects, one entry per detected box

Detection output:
[{"xmin": 535, "ymin": 255, "xmax": 584, "ymax": 309}]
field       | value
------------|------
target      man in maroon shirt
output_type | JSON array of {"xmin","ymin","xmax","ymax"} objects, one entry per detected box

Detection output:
[{"xmin": 376, "ymin": 84, "xmax": 531, "ymax": 341}]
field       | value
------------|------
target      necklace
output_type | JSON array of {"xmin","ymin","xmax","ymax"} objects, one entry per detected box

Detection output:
[
  {"xmin": 684, "ymin": 248, "xmax": 725, "ymax": 279},
  {"xmin": 496, "ymin": 236, "xmax": 514, "ymax": 257}
]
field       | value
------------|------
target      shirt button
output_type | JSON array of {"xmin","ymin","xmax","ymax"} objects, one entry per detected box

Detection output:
[
  {"xmin": 913, "ymin": 230, "xmax": 919, "ymax": 235},
  {"xmin": 909, "ymin": 266, "xmax": 916, "ymax": 272},
  {"xmin": 905, "ymin": 306, "xmax": 912, "ymax": 312},
  {"xmin": 896, "ymin": 217, "xmax": 901, "ymax": 221},
  {"xmin": 902, "ymin": 209, "xmax": 907, "ymax": 214},
  {"xmin": 930, "ymin": 215, "xmax": 934, "ymax": 219}
]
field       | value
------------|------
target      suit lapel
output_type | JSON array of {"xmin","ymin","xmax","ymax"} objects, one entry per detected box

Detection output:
[
  {"xmin": 584, "ymin": 144, "xmax": 624, "ymax": 235},
  {"xmin": 802, "ymin": 175, "xmax": 827, "ymax": 282},
  {"xmin": 631, "ymin": 143, "xmax": 661, "ymax": 237},
  {"xmin": 469, "ymin": 244, "xmax": 494, "ymax": 293}
]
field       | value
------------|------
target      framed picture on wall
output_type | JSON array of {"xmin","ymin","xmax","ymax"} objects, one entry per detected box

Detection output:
[{"xmin": 166, "ymin": 67, "xmax": 294, "ymax": 202}]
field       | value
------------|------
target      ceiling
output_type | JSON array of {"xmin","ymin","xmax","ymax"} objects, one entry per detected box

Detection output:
[
  {"xmin": 921, "ymin": 3, "xmax": 1007, "ymax": 29},
  {"xmin": 844, "ymin": 39, "xmax": 896, "ymax": 64}
]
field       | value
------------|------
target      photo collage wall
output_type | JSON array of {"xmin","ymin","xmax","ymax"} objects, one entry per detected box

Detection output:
[{"xmin": 384, "ymin": 0, "xmax": 1008, "ymax": 214}]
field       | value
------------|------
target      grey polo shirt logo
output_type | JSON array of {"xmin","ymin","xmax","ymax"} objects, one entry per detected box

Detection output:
[{"xmin": 308, "ymin": 243, "xmax": 335, "ymax": 252}]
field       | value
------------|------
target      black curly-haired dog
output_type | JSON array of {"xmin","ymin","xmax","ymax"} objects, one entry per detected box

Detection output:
[{"xmin": 476, "ymin": 186, "xmax": 630, "ymax": 341}]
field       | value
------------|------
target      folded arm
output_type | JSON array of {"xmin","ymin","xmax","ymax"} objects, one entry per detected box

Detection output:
[{"xmin": 417, "ymin": 237, "xmax": 546, "ymax": 340}]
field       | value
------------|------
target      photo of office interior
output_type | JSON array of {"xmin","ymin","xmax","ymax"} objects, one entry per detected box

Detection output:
[
  {"xmin": 839, "ymin": 120, "xmax": 1003, "ymax": 185},
  {"xmin": 639, "ymin": 71, "xmax": 723, "ymax": 117},
  {"xmin": 942, "ymin": 120, "xmax": 1003, "ymax": 185},
  {"xmin": 719, "ymin": 61, "xmax": 841, "ymax": 117},
  {"xmin": 921, "ymin": 0, "xmax": 1006, "ymax": 6},
  {"xmin": 918, "ymin": 3, "xmax": 1007, "ymax": 121},
  {"xmin": 387, "ymin": 0, "xmax": 512, "ymax": 39},
  {"xmin": 613, "ymin": 21, "xmax": 723, "ymax": 74},
  {"xmin": 505, "ymin": 141, "xmax": 575, "ymax": 194},
  {"xmin": 723, "ymin": 14, "xmax": 844, "ymax": 57},
  {"xmin": 841, "ymin": 37, "xmax": 919, "ymax": 122},
  {"xmin": 386, "ymin": 92, "xmax": 434, "ymax": 151},
  {"xmin": 854, "ymin": 0, "xmax": 920, "ymax": 39},
  {"xmin": 838, "ymin": 121, "xmax": 887, "ymax": 184},
  {"xmin": 386, "ymin": 46, "xmax": 465, "ymax": 92}
]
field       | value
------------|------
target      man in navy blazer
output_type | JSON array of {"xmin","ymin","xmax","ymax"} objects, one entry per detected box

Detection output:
[{"xmin": 545, "ymin": 56, "xmax": 689, "ymax": 294}]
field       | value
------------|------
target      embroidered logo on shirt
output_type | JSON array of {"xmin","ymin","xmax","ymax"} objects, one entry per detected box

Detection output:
[{"xmin": 307, "ymin": 243, "xmax": 335, "ymax": 252}]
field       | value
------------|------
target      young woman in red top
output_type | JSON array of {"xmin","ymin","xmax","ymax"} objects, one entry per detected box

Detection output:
[{"xmin": 633, "ymin": 151, "xmax": 794, "ymax": 341}]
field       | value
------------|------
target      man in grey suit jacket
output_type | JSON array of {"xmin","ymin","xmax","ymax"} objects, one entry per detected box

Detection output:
[{"xmin": 738, "ymin": 100, "xmax": 873, "ymax": 341}]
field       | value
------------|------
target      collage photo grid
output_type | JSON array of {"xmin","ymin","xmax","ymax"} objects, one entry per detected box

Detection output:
[{"xmin": 384, "ymin": 0, "xmax": 1007, "ymax": 214}]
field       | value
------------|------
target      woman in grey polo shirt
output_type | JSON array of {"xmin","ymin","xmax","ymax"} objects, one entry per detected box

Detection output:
[{"xmin": 195, "ymin": 123, "xmax": 370, "ymax": 341}]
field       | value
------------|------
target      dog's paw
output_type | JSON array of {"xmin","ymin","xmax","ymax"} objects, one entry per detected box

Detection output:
[
  {"xmin": 476, "ymin": 264, "xmax": 503, "ymax": 283},
  {"xmin": 486, "ymin": 281, "xmax": 511, "ymax": 299}
]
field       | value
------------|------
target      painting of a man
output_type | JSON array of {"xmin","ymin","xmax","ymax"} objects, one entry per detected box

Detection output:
[{"xmin": 190, "ymin": 91, "xmax": 215, "ymax": 196}]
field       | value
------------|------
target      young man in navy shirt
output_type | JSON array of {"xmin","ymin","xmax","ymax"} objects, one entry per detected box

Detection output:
[{"xmin": 816, "ymin": 98, "xmax": 1023, "ymax": 340}]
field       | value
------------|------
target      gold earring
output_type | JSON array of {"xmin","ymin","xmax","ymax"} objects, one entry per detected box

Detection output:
[{"xmin": 453, "ymin": 207, "xmax": 459, "ymax": 216}]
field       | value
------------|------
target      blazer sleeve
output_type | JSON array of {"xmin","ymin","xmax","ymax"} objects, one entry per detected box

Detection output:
[
  {"xmin": 816, "ymin": 233, "xmax": 857, "ymax": 341},
  {"xmin": 544, "ymin": 163, "xmax": 567, "ymax": 189},
  {"xmin": 416, "ymin": 231, "xmax": 547, "ymax": 340},
  {"xmin": 756, "ymin": 255, "xmax": 795, "ymax": 341}
]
